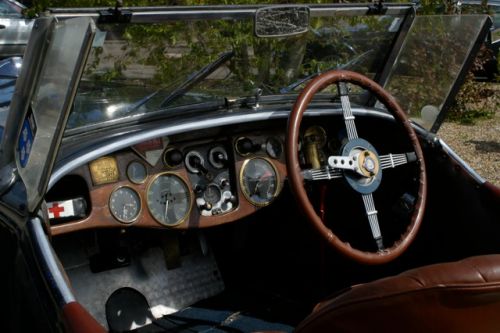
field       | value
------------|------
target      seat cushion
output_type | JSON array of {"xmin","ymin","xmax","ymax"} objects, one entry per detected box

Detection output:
[{"xmin": 296, "ymin": 255, "xmax": 500, "ymax": 333}]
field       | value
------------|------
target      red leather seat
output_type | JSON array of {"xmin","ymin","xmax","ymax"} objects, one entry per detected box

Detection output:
[{"xmin": 296, "ymin": 255, "xmax": 500, "ymax": 333}]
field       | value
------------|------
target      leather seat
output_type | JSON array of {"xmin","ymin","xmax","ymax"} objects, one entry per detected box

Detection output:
[{"xmin": 295, "ymin": 255, "xmax": 500, "ymax": 333}]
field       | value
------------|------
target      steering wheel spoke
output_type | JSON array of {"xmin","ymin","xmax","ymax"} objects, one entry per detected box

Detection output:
[
  {"xmin": 361, "ymin": 193, "xmax": 384, "ymax": 251},
  {"xmin": 380, "ymin": 152, "xmax": 417, "ymax": 170},
  {"xmin": 338, "ymin": 82, "xmax": 358, "ymax": 140},
  {"xmin": 302, "ymin": 166, "xmax": 342, "ymax": 181}
]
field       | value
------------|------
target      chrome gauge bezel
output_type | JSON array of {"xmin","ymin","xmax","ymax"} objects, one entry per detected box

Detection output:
[
  {"xmin": 265, "ymin": 136, "xmax": 283, "ymax": 159},
  {"xmin": 108, "ymin": 185, "xmax": 142, "ymax": 224},
  {"xmin": 239, "ymin": 157, "xmax": 281, "ymax": 207},
  {"xmin": 184, "ymin": 150, "xmax": 205, "ymax": 174},
  {"xmin": 126, "ymin": 160, "xmax": 148, "ymax": 184},
  {"xmin": 208, "ymin": 146, "xmax": 228, "ymax": 169},
  {"xmin": 146, "ymin": 172, "xmax": 193, "ymax": 227}
]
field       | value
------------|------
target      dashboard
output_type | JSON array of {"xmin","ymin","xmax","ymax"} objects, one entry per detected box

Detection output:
[{"xmin": 48, "ymin": 127, "xmax": 287, "ymax": 236}]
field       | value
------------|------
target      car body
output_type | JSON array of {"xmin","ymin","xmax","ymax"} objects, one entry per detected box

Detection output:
[
  {"xmin": 0, "ymin": 0, "xmax": 33, "ymax": 58},
  {"xmin": 1, "ymin": 3, "xmax": 499, "ymax": 333}
]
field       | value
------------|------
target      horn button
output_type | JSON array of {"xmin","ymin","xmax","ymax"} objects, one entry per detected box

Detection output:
[{"xmin": 328, "ymin": 138, "xmax": 383, "ymax": 194}]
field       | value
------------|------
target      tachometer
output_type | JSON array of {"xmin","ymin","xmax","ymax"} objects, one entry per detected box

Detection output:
[
  {"xmin": 147, "ymin": 173, "xmax": 192, "ymax": 226},
  {"xmin": 240, "ymin": 157, "xmax": 280, "ymax": 206},
  {"xmin": 109, "ymin": 186, "xmax": 141, "ymax": 224}
]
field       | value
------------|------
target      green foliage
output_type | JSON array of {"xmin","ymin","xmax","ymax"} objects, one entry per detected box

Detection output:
[{"xmin": 447, "ymin": 73, "xmax": 498, "ymax": 124}]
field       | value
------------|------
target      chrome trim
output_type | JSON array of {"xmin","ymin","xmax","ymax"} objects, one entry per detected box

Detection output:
[
  {"xmin": 28, "ymin": 218, "xmax": 75, "ymax": 306},
  {"xmin": 438, "ymin": 138, "xmax": 485, "ymax": 184},
  {"xmin": 49, "ymin": 108, "xmax": 394, "ymax": 189}
]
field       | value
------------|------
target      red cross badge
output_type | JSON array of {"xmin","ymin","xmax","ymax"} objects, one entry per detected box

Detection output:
[{"xmin": 47, "ymin": 200, "xmax": 75, "ymax": 219}]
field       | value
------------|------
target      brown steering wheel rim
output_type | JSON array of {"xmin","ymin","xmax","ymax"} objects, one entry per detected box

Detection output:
[{"xmin": 286, "ymin": 70, "xmax": 427, "ymax": 265}]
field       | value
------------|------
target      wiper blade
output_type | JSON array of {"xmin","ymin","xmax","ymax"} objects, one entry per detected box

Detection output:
[
  {"xmin": 279, "ymin": 49, "xmax": 374, "ymax": 94},
  {"xmin": 159, "ymin": 50, "xmax": 234, "ymax": 108}
]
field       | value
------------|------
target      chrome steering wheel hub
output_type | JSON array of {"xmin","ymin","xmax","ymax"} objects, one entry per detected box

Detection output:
[{"xmin": 341, "ymin": 138, "xmax": 382, "ymax": 194}]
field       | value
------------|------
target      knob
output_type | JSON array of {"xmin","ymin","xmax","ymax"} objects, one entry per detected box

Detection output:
[
  {"xmin": 219, "ymin": 178, "xmax": 229, "ymax": 188},
  {"xmin": 196, "ymin": 197, "xmax": 212, "ymax": 211},
  {"xmin": 193, "ymin": 184, "xmax": 205, "ymax": 194},
  {"xmin": 214, "ymin": 152, "xmax": 227, "ymax": 164}
]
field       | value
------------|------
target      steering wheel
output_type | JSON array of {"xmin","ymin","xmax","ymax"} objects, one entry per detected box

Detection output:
[{"xmin": 286, "ymin": 70, "xmax": 427, "ymax": 265}]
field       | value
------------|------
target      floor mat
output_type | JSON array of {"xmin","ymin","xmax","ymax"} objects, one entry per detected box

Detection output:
[{"xmin": 63, "ymin": 246, "xmax": 225, "ymax": 330}]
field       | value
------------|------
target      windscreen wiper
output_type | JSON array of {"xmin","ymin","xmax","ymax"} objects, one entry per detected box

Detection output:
[
  {"xmin": 159, "ymin": 50, "xmax": 234, "ymax": 108},
  {"xmin": 279, "ymin": 49, "xmax": 374, "ymax": 94}
]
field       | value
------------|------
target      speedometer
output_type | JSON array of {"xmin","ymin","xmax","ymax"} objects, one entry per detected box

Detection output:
[
  {"xmin": 240, "ymin": 157, "xmax": 280, "ymax": 206},
  {"xmin": 109, "ymin": 186, "xmax": 141, "ymax": 224},
  {"xmin": 147, "ymin": 173, "xmax": 192, "ymax": 227}
]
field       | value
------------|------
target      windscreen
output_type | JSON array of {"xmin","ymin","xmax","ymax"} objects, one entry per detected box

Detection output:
[
  {"xmin": 67, "ymin": 14, "xmax": 404, "ymax": 131},
  {"xmin": 16, "ymin": 17, "xmax": 95, "ymax": 211},
  {"xmin": 383, "ymin": 15, "xmax": 491, "ymax": 131}
]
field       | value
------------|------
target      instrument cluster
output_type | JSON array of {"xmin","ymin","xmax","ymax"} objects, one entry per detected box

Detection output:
[{"xmin": 49, "ymin": 132, "xmax": 286, "ymax": 235}]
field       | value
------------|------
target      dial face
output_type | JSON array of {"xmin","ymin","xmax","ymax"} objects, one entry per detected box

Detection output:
[
  {"xmin": 127, "ymin": 161, "xmax": 147, "ymax": 184},
  {"xmin": 204, "ymin": 184, "xmax": 222, "ymax": 205},
  {"xmin": 109, "ymin": 187, "xmax": 141, "ymax": 224},
  {"xmin": 240, "ymin": 158, "xmax": 279, "ymax": 206},
  {"xmin": 147, "ymin": 173, "xmax": 191, "ymax": 226}
]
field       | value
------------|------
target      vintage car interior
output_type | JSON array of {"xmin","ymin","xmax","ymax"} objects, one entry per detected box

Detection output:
[{"xmin": 2, "ymin": 3, "xmax": 500, "ymax": 333}]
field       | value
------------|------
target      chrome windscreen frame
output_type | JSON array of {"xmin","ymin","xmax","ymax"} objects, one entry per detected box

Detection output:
[{"xmin": 48, "ymin": 3, "xmax": 415, "ymax": 22}]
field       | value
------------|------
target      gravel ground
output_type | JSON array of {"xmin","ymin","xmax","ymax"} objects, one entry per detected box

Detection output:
[{"xmin": 439, "ymin": 84, "xmax": 500, "ymax": 186}]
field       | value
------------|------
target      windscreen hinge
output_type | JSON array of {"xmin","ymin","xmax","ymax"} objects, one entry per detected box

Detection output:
[
  {"xmin": 98, "ymin": 0, "xmax": 132, "ymax": 24},
  {"xmin": 368, "ymin": 0, "xmax": 387, "ymax": 15}
]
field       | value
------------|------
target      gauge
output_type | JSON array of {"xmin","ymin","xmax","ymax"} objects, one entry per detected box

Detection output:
[
  {"xmin": 147, "ymin": 173, "xmax": 192, "ymax": 226},
  {"xmin": 127, "ymin": 161, "xmax": 147, "ymax": 184},
  {"xmin": 204, "ymin": 184, "xmax": 222, "ymax": 205},
  {"xmin": 266, "ymin": 137, "xmax": 283, "ymax": 159},
  {"xmin": 240, "ymin": 157, "xmax": 280, "ymax": 206},
  {"xmin": 163, "ymin": 148, "xmax": 183, "ymax": 168},
  {"xmin": 109, "ymin": 186, "xmax": 141, "ymax": 224}
]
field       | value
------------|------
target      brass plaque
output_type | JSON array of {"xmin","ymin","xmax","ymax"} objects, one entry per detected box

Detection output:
[{"xmin": 89, "ymin": 156, "xmax": 119, "ymax": 185}]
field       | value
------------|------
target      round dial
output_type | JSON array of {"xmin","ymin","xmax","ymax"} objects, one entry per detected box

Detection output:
[
  {"xmin": 204, "ymin": 184, "xmax": 222, "ymax": 205},
  {"xmin": 127, "ymin": 161, "xmax": 147, "ymax": 184},
  {"xmin": 147, "ymin": 173, "xmax": 192, "ymax": 226},
  {"xmin": 240, "ymin": 158, "xmax": 280, "ymax": 206},
  {"xmin": 109, "ymin": 186, "xmax": 141, "ymax": 224}
]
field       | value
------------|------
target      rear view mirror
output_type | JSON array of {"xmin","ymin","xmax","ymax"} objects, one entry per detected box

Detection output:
[{"xmin": 254, "ymin": 6, "xmax": 310, "ymax": 38}]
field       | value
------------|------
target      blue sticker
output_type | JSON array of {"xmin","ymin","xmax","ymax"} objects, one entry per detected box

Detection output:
[{"xmin": 18, "ymin": 112, "xmax": 36, "ymax": 168}]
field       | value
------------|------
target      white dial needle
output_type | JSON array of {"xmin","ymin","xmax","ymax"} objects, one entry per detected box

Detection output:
[{"xmin": 164, "ymin": 198, "xmax": 169, "ymax": 220}]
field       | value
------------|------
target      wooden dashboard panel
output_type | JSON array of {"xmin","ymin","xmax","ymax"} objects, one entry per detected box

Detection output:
[{"xmin": 50, "ymin": 132, "xmax": 287, "ymax": 236}]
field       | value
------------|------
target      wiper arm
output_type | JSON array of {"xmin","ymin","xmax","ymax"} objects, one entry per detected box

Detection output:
[
  {"xmin": 279, "ymin": 49, "xmax": 374, "ymax": 94},
  {"xmin": 159, "ymin": 50, "xmax": 234, "ymax": 108}
]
